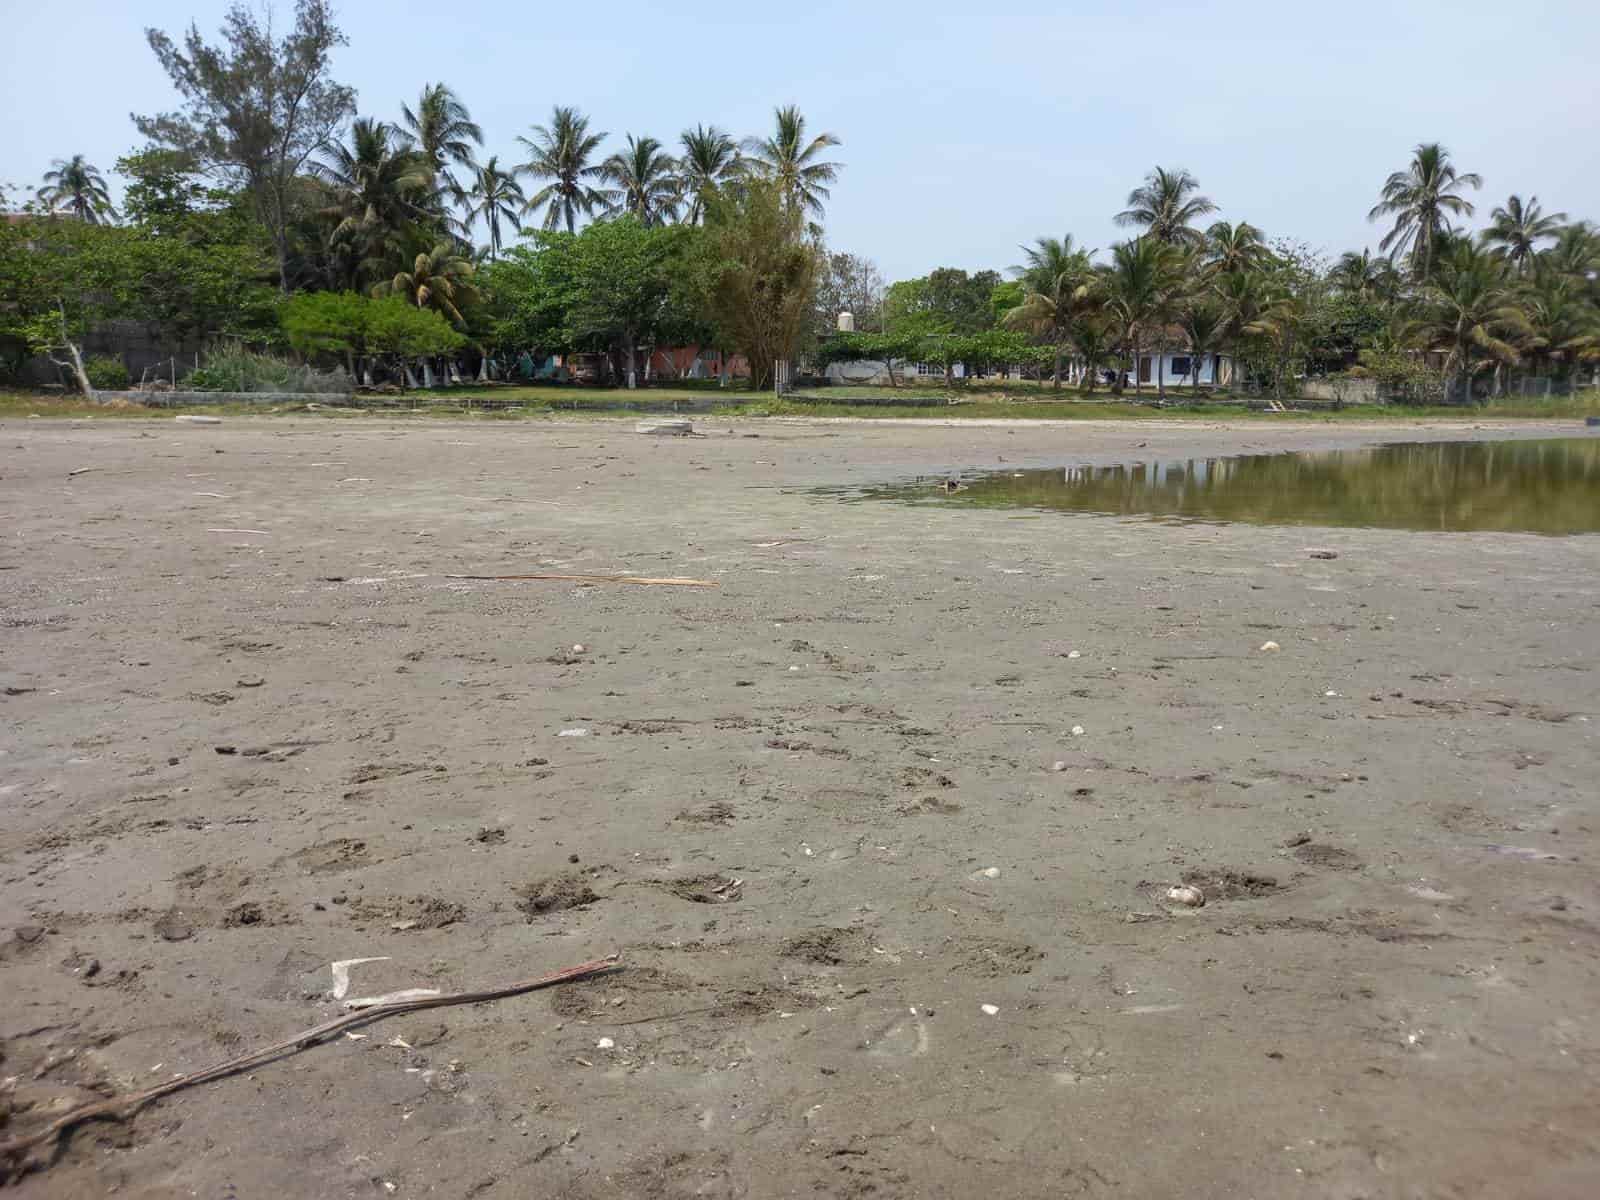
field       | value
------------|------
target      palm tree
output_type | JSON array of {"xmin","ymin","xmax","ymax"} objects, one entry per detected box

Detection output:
[
  {"xmin": 1114, "ymin": 167, "xmax": 1216, "ymax": 246},
  {"xmin": 1368, "ymin": 142, "xmax": 1481, "ymax": 280},
  {"xmin": 1483, "ymin": 195, "xmax": 1568, "ymax": 275},
  {"xmin": 1215, "ymin": 268, "xmax": 1272, "ymax": 389},
  {"xmin": 401, "ymin": 83, "xmax": 482, "ymax": 201},
  {"xmin": 1517, "ymin": 270, "xmax": 1600, "ymax": 383},
  {"xmin": 36, "ymin": 155, "xmax": 117, "ymax": 222},
  {"xmin": 1204, "ymin": 220, "xmax": 1269, "ymax": 275},
  {"xmin": 313, "ymin": 118, "xmax": 435, "ymax": 287},
  {"xmin": 742, "ymin": 105, "xmax": 841, "ymax": 219},
  {"xmin": 600, "ymin": 135, "xmax": 681, "ymax": 226},
  {"xmin": 1410, "ymin": 241, "xmax": 1526, "ymax": 401},
  {"xmin": 466, "ymin": 156, "xmax": 525, "ymax": 260},
  {"xmin": 373, "ymin": 242, "xmax": 481, "ymax": 328},
  {"xmin": 1002, "ymin": 235, "xmax": 1097, "ymax": 388},
  {"xmin": 1102, "ymin": 238, "xmax": 1180, "ymax": 394},
  {"xmin": 517, "ymin": 106, "xmax": 609, "ymax": 233},
  {"xmin": 1329, "ymin": 249, "xmax": 1398, "ymax": 302},
  {"xmin": 1180, "ymin": 298, "xmax": 1228, "ymax": 394},
  {"xmin": 678, "ymin": 125, "xmax": 741, "ymax": 224},
  {"xmin": 1539, "ymin": 221, "xmax": 1600, "ymax": 306}
]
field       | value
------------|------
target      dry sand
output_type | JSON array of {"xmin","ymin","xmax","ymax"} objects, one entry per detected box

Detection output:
[{"xmin": 2, "ymin": 415, "xmax": 1598, "ymax": 1198}]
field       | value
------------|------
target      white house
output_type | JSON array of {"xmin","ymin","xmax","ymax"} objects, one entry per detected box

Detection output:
[{"xmin": 1121, "ymin": 352, "xmax": 1232, "ymax": 388}]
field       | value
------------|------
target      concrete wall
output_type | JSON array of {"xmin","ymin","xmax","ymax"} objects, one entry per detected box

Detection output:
[
  {"xmin": 95, "ymin": 391, "xmax": 351, "ymax": 406},
  {"xmin": 1300, "ymin": 377, "xmax": 1380, "ymax": 404}
]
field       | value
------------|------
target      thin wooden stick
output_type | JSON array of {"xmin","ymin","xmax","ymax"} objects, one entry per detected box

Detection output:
[
  {"xmin": 445, "ymin": 573, "xmax": 718, "ymax": 588},
  {"xmin": 0, "ymin": 955, "xmax": 620, "ymax": 1166}
]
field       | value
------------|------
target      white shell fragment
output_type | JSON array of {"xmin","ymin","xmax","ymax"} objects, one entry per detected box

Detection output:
[
  {"xmin": 980, "ymin": 1004, "xmax": 1000, "ymax": 1016},
  {"xmin": 1259, "ymin": 641, "xmax": 1281, "ymax": 652},
  {"xmin": 1165, "ymin": 885, "xmax": 1206, "ymax": 907}
]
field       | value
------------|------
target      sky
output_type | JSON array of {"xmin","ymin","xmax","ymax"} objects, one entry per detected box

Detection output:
[{"xmin": 3, "ymin": 0, "xmax": 1597, "ymax": 281}]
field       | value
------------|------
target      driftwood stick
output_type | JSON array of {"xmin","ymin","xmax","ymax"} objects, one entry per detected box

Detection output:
[
  {"xmin": 445, "ymin": 573, "xmax": 718, "ymax": 588},
  {"xmin": 0, "ymin": 955, "xmax": 620, "ymax": 1166}
]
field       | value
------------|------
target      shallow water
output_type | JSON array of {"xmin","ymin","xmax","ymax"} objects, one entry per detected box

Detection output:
[{"xmin": 833, "ymin": 438, "xmax": 1600, "ymax": 534}]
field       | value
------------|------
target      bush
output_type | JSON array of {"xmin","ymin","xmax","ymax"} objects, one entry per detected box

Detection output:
[
  {"xmin": 85, "ymin": 355, "xmax": 131, "ymax": 390},
  {"xmin": 187, "ymin": 345, "xmax": 350, "ymax": 394}
]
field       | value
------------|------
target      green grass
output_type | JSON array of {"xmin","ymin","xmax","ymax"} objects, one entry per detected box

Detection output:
[{"xmin": 5, "ymin": 385, "xmax": 1597, "ymax": 424}]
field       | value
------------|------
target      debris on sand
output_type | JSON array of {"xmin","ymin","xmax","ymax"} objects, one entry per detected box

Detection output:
[
  {"xmin": 0, "ymin": 948, "xmax": 612, "ymax": 1176},
  {"xmin": 1483, "ymin": 844, "xmax": 1561, "ymax": 862},
  {"xmin": 446, "ymin": 572, "xmax": 718, "ymax": 588},
  {"xmin": 662, "ymin": 874, "xmax": 744, "ymax": 904},
  {"xmin": 635, "ymin": 419, "xmax": 695, "ymax": 436},
  {"xmin": 153, "ymin": 911, "xmax": 195, "ymax": 941},
  {"xmin": 1307, "ymin": 549, "xmax": 1339, "ymax": 559},
  {"xmin": 980, "ymin": 1003, "xmax": 1000, "ymax": 1016},
  {"xmin": 175, "ymin": 415, "xmax": 222, "ymax": 425},
  {"xmin": 1165, "ymin": 885, "xmax": 1206, "ymax": 907},
  {"xmin": 516, "ymin": 872, "xmax": 601, "ymax": 918},
  {"xmin": 1259, "ymin": 640, "xmax": 1281, "ymax": 652},
  {"xmin": 330, "ymin": 956, "xmax": 390, "ymax": 1001}
]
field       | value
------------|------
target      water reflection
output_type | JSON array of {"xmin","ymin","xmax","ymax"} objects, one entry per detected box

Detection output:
[{"xmin": 840, "ymin": 438, "xmax": 1600, "ymax": 534}]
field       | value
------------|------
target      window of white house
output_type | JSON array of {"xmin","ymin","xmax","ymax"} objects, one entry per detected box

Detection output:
[
  {"xmin": 1171, "ymin": 356, "xmax": 1192, "ymax": 377},
  {"xmin": 915, "ymin": 362, "xmax": 942, "ymax": 376}
]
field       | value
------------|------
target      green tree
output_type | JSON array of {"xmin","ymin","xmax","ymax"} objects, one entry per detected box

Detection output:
[
  {"xmin": 314, "ymin": 118, "xmax": 434, "ymax": 288},
  {"xmin": 401, "ymin": 82, "xmax": 482, "ymax": 203},
  {"xmin": 700, "ymin": 179, "xmax": 819, "ymax": 391},
  {"xmin": 600, "ymin": 135, "xmax": 681, "ymax": 227},
  {"xmin": 1329, "ymin": 249, "xmax": 1400, "ymax": 304},
  {"xmin": 1115, "ymin": 167, "xmax": 1216, "ymax": 246},
  {"xmin": 1482, "ymin": 194, "xmax": 1567, "ymax": 275},
  {"xmin": 678, "ymin": 125, "xmax": 741, "ymax": 225},
  {"xmin": 1102, "ymin": 238, "xmax": 1180, "ymax": 394},
  {"xmin": 36, "ymin": 155, "xmax": 117, "ymax": 223},
  {"xmin": 1409, "ymin": 241, "xmax": 1527, "ymax": 400},
  {"xmin": 136, "ymin": 0, "xmax": 356, "ymax": 291},
  {"xmin": 1516, "ymin": 271, "xmax": 1599, "ymax": 382},
  {"xmin": 1204, "ymin": 220, "xmax": 1269, "ymax": 275},
  {"xmin": 567, "ymin": 218, "xmax": 692, "ymax": 386},
  {"xmin": 1367, "ymin": 142, "xmax": 1481, "ymax": 281},
  {"xmin": 1003, "ymin": 235, "xmax": 1097, "ymax": 388},
  {"xmin": 476, "ymin": 232, "xmax": 581, "ymax": 356},
  {"xmin": 373, "ymin": 242, "xmax": 480, "ymax": 328},
  {"xmin": 517, "ymin": 106, "xmax": 609, "ymax": 234},
  {"xmin": 742, "ymin": 105, "xmax": 841, "ymax": 220},
  {"xmin": 466, "ymin": 156, "xmax": 525, "ymax": 260}
]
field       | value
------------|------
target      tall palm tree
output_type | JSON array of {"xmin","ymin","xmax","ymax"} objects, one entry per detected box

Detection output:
[
  {"xmin": 1002, "ymin": 235, "xmax": 1097, "ymax": 388},
  {"xmin": 600, "ymin": 135, "xmax": 681, "ymax": 226},
  {"xmin": 373, "ymin": 242, "xmax": 481, "ymax": 328},
  {"xmin": 313, "ymin": 118, "xmax": 435, "ymax": 287},
  {"xmin": 1368, "ymin": 142, "xmax": 1481, "ymax": 281},
  {"xmin": 36, "ymin": 155, "xmax": 117, "ymax": 222},
  {"xmin": 742, "ymin": 105, "xmax": 841, "ymax": 219},
  {"xmin": 1483, "ymin": 195, "xmax": 1567, "ymax": 274},
  {"xmin": 517, "ymin": 106, "xmax": 609, "ymax": 234},
  {"xmin": 467, "ymin": 156, "xmax": 525, "ymax": 260},
  {"xmin": 1115, "ymin": 167, "xmax": 1216, "ymax": 246},
  {"xmin": 401, "ymin": 83, "xmax": 483, "ymax": 201},
  {"xmin": 1410, "ymin": 241, "xmax": 1526, "ymax": 401},
  {"xmin": 1204, "ymin": 220, "xmax": 1269, "ymax": 274},
  {"xmin": 678, "ymin": 124, "xmax": 741, "ymax": 224}
]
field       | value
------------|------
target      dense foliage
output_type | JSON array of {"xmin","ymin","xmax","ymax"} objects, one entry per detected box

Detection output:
[{"xmin": 7, "ymin": 4, "xmax": 1596, "ymax": 403}]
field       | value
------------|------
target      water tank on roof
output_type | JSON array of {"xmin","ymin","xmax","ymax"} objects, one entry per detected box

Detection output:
[{"xmin": 837, "ymin": 311, "xmax": 855, "ymax": 332}]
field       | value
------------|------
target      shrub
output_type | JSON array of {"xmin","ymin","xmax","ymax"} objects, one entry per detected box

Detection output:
[
  {"xmin": 187, "ymin": 345, "xmax": 350, "ymax": 394},
  {"xmin": 85, "ymin": 355, "xmax": 131, "ymax": 390}
]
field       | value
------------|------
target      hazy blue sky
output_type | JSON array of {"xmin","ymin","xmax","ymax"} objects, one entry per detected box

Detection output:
[{"xmin": 4, "ymin": 0, "xmax": 1596, "ymax": 280}]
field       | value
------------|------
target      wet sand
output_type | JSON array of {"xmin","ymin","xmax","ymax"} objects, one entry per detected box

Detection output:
[{"xmin": 3, "ymin": 415, "xmax": 1598, "ymax": 1198}]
